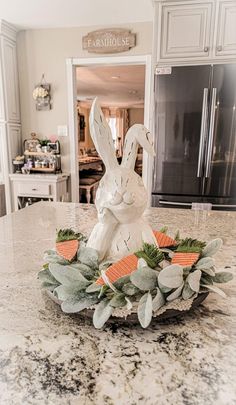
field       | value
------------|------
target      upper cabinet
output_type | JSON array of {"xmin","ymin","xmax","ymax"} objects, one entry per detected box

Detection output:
[
  {"xmin": 160, "ymin": 2, "xmax": 214, "ymax": 60},
  {"xmin": 154, "ymin": 0, "xmax": 236, "ymax": 63},
  {"xmin": 2, "ymin": 38, "xmax": 20, "ymax": 122},
  {"xmin": 215, "ymin": 1, "xmax": 236, "ymax": 57}
]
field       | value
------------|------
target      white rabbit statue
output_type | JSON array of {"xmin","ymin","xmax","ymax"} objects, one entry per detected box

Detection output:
[{"xmin": 87, "ymin": 98, "xmax": 157, "ymax": 261}]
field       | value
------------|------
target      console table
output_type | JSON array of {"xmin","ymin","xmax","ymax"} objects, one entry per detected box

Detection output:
[{"xmin": 9, "ymin": 173, "xmax": 70, "ymax": 211}]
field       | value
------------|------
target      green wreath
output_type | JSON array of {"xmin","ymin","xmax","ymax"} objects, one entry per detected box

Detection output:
[{"xmin": 38, "ymin": 228, "xmax": 233, "ymax": 329}]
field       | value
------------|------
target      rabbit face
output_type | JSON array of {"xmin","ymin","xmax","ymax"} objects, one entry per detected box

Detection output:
[{"xmin": 95, "ymin": 167, "xmax": 147, "ymax": 224}]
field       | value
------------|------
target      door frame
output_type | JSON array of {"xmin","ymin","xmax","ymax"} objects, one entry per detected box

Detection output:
[{"xmin": 66, "ymin": 54, "xmax": 153, "ymax": 204}]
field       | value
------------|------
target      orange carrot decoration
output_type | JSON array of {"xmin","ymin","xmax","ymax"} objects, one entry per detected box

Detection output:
[
  {"xmin": 171, "ymin": 237, "xmax": 205, "ymax": 267},
  {"xmin": 55, "ymin": 229, "xmax": 84, "ymax": 262},
  {"xmin": 171, "ymin": 252, "xmax": 200, "ymax": 267},
  {"xmin": 96, "ymin": 254, "xmax": 138, "ymax": 285},
  {"xmin": 56, "ymin": 239, "xmax": 79, "ymax": 262},
  {"xmin": 153, "ymin": 230, "xmax": 176, "ymax": 248}
]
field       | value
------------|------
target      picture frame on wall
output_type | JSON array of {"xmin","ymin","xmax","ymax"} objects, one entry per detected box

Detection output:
[{"xmin": 78, "ymin": 113, "xmax": 86, "ymax": 142}]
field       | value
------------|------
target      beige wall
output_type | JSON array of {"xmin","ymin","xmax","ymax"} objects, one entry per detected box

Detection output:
[
  {"xmin": 128, "ymin": 107, "xmax": 144, "ymax": 127},
  {"xmin": 16, "ymin": 22, "xmax": 153, "ymax": 171}
]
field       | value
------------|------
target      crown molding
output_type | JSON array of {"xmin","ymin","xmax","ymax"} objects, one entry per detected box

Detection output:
[{"xmin": 0, "ymin": 20, "xmax": 18, "ymax": 41}]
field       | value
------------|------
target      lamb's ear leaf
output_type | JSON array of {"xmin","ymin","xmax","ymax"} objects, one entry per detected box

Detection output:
[
  {"xmin": 77, "ymin": 246, "xmax": 99, "ymax": 270},
  {"xmin": 122, "ymin": 283, "xmax": 140, "ymax": 296},
  {"xmin": 61, "ymin": 295, "xmax": 98, "ymax": 314},
  {"xmin": 182, "ymin": 282, "xmax": 195, "ymax": 300},
  {"xmin": 41, "ymin": 282, "xmax": 59, "ymax": 291},
  {"xmin": 44, "ymin": 250, "xmax": 69, "ymax": 265},
  {"xmin": 86, "ymin": 283, "xmax": 102, "ymax": 293},
  {"xmin": 49, "ymin": 263, "xmax": 90, "ymax": 289},
  {"xmin": 70, "ymin": 263, "xmax": 95, "ymax": 279},
  {"xmin": 93, "ymin": 299, "xmax": 113, "ymax": 329},
  {"xmin": 138, "ymin": 292, "xmax": 153, "ymax": 328},
  {"xmin": 109, "ymin": 294, "xmax": 126, "ymax": 308},
  {"xmin": 55, "ymin": 285, "xmax": 79, "ymax": 301},
  {"xmin": 187, "ymin": 270, "xmax": 201, "ymax": 293},
  {"xmin": 113, "ymin": 275, "xmax": 131, "ymax": 289},
  {"xmin": 196, "ymin": 257, "xmax": 215, "ymax": 270},
  {"xmin": 89, "ymin": 98, "xmax": 118, "ymax": 170},
  {"xmin": 152, "ymin": 288, "xmax": 165, "ymax": 310},
  {"xmin": 202, "ymin": 239, "xmax": 223, "ymax": 257},
  {"xmin": 130, "ymin": 266, "xmax": 158, "ymax": 291},
  {"xmin": 213, "ymin": 272, "xmax": 233, "ymax": 283},
  {"xmin": 200, "ymin": 274, "xmax": 214, "ymax": 285},
  {"xmin": 167, "ymin": 283, "xmax": 184, "ymax": 302},
  {"xmin": 200, "ymin": 267, "xmax": 215, "ymax": 276},
  {"xmin": 125, "ymin": 297, "xmax": 133, "ymax": 310},
  {"xmin": 158, "ymin": 281, "xmax": 172, "ymax": 293},
  {"xmin": 202, "ymin": 284, "xmax": 226, "ymax": 298},
  {"xmin": 38, "ymin": 268, "xmax": 59, "ymax": 286},
  {"xmin": 158, "ymin": 265, "xmax": 183, "ymax": 289}
]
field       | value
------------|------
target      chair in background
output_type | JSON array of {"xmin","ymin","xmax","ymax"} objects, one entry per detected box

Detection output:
[{"xmin": 79, "ymin": 177, "xmax": 100, "ymax": 204}]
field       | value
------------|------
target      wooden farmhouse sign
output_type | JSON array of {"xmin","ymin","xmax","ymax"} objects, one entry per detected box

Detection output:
[{"xmin": 82, "ymin": 28, "xmax": 136, "ymax": 54}]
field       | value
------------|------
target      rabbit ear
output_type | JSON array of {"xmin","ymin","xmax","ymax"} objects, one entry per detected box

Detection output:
[
  {"xmin": 121, "ymin": 124, "xmax": 155, "ymax": 169},
  {"xmin": 89, "ymin": 98, "xmax": 118, "ymax": 170}
]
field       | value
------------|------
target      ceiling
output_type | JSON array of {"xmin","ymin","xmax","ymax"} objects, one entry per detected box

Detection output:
[
  {"xmin": 0, "ymin": 0, "xmax": 153, "ymax": 29},
  {"xmin": 76, "ymin": 65, "xmax": 145, "ymax": 108}
]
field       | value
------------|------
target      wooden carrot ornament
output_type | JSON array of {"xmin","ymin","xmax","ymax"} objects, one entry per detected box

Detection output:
[
  {"xmin": 171, "ymin": 238, "xmax": 206, "ymax": 267},
  {"xmin": 56, "ymin": 229, "xmax": 84, "ymax": 262},
  {"xmin": 96, "ymin": 254, "xmax": 138, "ymax": 285},
  {"xmin": 153, "ymin": 230, "xmax": 176, "ymax": 248}
]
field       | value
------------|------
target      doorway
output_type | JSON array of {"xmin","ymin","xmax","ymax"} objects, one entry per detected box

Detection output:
[{"xmin": 66, "ymin": 55, "xmax": 153, "ymax": 204}]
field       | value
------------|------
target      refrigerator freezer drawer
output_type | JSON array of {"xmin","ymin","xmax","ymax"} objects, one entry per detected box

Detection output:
[{"xmin": 152, "ymin": 194, "xmax": 236, "ymax": 210}]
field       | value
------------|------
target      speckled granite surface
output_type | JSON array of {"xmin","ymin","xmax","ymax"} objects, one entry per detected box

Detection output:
[{"xmin": 0, "ymin": 202, "xmax": 235, "ymax": 405}]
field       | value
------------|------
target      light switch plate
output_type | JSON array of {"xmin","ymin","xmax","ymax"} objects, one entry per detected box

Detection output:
[{"xmin": 57, "ymin": 125, "xmax": 68, "ymax": 137}]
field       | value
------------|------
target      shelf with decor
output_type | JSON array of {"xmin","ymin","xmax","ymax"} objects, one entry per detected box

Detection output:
[{"xmin": 24, "ymin": 151, "xmax": 61, "ymax": 157}]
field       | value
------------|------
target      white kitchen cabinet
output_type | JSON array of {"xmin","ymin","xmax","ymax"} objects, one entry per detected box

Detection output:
[
  {"xmin": 0, "ymin": 60, "xmax": 5, "ymax": 121},
  {"xmin": 7, "ymin": 124, "xmax": 21, "ymax": 171},
  {"xmin": 154, "ymin": 0, "xmax": 236, "ymax": 64},
  {"xmin": 10, "ymin": 174, "xmax": 70, "ymax": 211},
  {"xmin": 215, "ymin": 1, "xmax": 236, "ymax": 57},
  {"xmin": 159, "ymin": 1, "xmax": 214, "ymax": 60},
  {"xmin": 2, "ymin": 38, "xmax": 20, "ymax": 122},
  {"xmin": 0, "ymin": 20, "xmax": 21, "ymax": 214}
]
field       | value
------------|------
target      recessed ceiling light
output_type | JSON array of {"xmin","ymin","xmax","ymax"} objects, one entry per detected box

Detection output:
[{"xmin": 111, "ymin": 75, "xmax": 120, "ymax": 79}]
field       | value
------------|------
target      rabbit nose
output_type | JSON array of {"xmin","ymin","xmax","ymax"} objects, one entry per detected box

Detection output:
[
  {"xmin": 110, "ymin": 191, "xmax": 123, "ymax": 206},
  {"xmin": 123, "ymin": 191, "xmax": 134, "ymax": 205}
]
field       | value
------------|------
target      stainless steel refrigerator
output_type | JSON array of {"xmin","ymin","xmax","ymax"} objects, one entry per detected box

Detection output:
[{"xmin": 152, "ymin": 64, "xmax": 236, "ymax": 210}]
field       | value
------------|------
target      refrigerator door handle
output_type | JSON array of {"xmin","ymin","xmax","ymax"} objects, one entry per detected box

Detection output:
[
  {"xmin": 197, "ymin": 88, "xmax": 209, "ymax": 177},
  {"xmin": 205, "ymin": 87, "xmax": 217, "ymax": 178},
  {"xmin": 159, "ymin": 200, "xmax": 192, "ymax": 207}
]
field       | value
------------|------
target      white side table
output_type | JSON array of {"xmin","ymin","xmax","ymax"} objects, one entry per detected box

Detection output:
[{"xmin": 9, "ymin": 173, "xmax": 70, "ymax": 211}]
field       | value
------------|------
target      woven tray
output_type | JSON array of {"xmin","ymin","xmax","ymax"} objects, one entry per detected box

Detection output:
[{"xmin": 46, "ymin": 290, "xmax": 209, "ymax": 325}]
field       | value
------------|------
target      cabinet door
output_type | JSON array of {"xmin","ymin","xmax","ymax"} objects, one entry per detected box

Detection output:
[
  {"xmin": 0, "ymin": 54, "xmax": 5, "ymax": 121},
  {"xmin": 160, "ymin": 1, "xmax": 214, "ymax": 60},
  {"xmin": 215, "ymin": 0, "xmax": 236, "ymax": 57},
  {"xmin": 2, "ymin": 38, "xmax": 20, "ymax": 122},
  {"xmin": 7, "ymin": 124, "xmax": 21, "ymax": 173}
]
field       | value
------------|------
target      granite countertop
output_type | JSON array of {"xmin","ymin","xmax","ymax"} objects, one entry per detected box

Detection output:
[{"xmin": 0, "ymin": 202, "xmax": 235, "ymax": 405}]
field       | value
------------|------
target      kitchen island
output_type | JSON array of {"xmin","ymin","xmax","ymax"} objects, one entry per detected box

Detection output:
[{"xmin": 0, "ymin": 202, "xmax": 235, "ymax": 405}]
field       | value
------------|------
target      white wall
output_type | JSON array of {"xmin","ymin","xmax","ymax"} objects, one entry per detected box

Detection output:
[{"xmin": 16, "ymin": 22, "xmax": 153, "ymax": 171}]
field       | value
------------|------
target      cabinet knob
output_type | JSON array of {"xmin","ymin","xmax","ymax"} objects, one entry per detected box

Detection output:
[
  {"xmin": 204, "ymin": 46, "xmax": 209, "ymax": 52},
  {"xmin": 32, "ymin": 188, "xmax": 37, "ymax": 191},
  {"xmin": 217, "ymin": 45, "xmax": 222, "ymax": 52}
]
